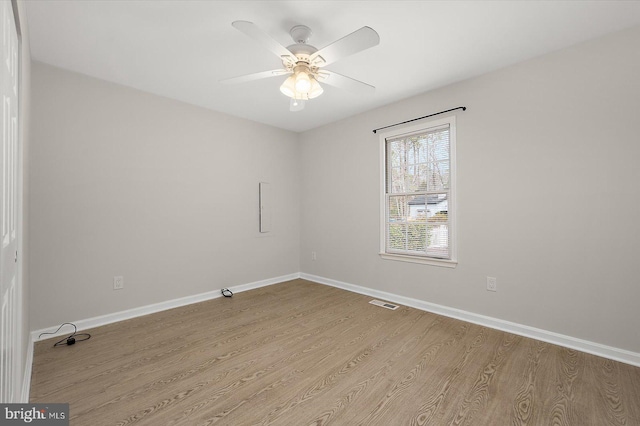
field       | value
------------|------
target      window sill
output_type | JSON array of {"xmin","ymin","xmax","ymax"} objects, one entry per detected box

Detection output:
[{"xmin": 379, "ymin": 253, "xmax": 458, "ymax": 268}]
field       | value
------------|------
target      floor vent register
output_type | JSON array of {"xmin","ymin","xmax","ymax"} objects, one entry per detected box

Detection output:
[{"xmin": 369, "ymin": 299, "xmax": 399, "ymax": 310}]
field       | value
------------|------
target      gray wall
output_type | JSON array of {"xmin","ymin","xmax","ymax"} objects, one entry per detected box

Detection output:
[
  {"xmin": 299, "ymin": 26, "xmax": 640, "ymax": 353},
  {"xmin": 29, "ymin": 62, "xmax": 300, "ymax": 330}
]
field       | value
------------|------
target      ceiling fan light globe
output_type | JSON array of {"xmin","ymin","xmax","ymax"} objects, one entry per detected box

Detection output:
[
  {"xmin": 308, "ymin": 77, "xmax": 324, "ymax": 99},
  {"xmin": 294, "ymin": 71, "xmax": 312, "ymax": 93},
  {"xmin": 279, "ymin": 75, "xmax": 297, "ymax": 98}
]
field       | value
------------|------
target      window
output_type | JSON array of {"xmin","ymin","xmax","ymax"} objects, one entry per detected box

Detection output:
[{"xmin": 379, "ymin": 116, "xmax": 457, "ymax": 267}]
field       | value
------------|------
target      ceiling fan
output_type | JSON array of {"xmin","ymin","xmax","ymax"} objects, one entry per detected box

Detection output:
[{"xmin": 221, "ymin": 21, "xmax": 380, "ymax": 111}]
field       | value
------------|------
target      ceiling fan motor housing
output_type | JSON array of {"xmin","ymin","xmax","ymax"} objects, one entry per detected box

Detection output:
[{"xmin": 286, "ymin": 25, "xmax": 321, "ymax": 69}]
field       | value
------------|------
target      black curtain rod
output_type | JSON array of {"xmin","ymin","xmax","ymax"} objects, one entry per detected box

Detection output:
[{"xmin": 372, "ymin": 106, "xmax": 466, "ymax": 134}]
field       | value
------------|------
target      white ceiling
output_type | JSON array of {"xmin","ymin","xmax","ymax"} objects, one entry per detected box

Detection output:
[{"xmin": 26, "ymin": 1, "xmax": 640, "ymax": 133}]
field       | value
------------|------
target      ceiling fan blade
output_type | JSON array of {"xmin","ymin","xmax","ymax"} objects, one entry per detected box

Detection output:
[
  {"xmin": 317, "ymin": 70, "xmax": 375, "ymax": 94},
  {"xmin": 232, "ymin": 21, "xmax": 296, "ymax": 64},
  {"xmin": 310, "ymin": 26, "xmax": 380, "ymax": 67},
  {"xmin": 220, "ymin": 69, "xmax": 291, "ymax": 85}
]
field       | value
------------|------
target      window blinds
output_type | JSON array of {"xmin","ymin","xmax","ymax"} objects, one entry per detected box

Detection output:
[{"xmin": 385, "ymin": 124, "xmax": 451, "ymax": 258}]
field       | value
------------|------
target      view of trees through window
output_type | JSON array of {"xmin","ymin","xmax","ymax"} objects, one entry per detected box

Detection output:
[{"xmin": 385, "ymin": 125, "xmax": 451, "ymax": 258}]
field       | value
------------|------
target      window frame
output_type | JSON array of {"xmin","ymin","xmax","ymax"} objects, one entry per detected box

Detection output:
[{"xmin": 378, "ymin": 115, "xmax": 458, "ymax": 268}]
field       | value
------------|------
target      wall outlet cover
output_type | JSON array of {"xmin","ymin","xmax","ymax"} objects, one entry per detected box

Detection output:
[
  {"xmin": 487, "ymin": 276, "xmax": 497, "ymax": 292},
  {"xmin": 114, "ymin": 276, "xmax": 124, "ymax": 290}
]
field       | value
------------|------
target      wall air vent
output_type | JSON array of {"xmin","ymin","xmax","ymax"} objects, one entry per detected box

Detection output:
[{"xmin": 369, "ymin": 299, "xmax": 399, "ymax": 310}]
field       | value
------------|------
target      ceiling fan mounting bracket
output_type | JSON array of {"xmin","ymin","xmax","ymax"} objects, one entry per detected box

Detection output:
[{"xmin": 289, "ymin": 25, "xmax": 312, "ymax": 44}]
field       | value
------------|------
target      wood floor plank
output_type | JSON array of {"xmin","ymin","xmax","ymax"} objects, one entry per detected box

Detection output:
[
  {"xmin": 29, "ymin": 279, "xmax": 640, "ymax": 426},
  {"xmin": 509, "ymin": 340, "xmax": 549, "ymax": 426},
  {"xmin": 73, "ymin": 286, "xmax": 369, "ymax": 424},
  {"xmin": 589, "ymin": 357, "xmax": 628, "ymax": 425},
  {"xmin": 250, "ymin": 310, "xmax": 438, "ymax": 426},
  {"xmin": 182, "ymin": 308, "xmax": 423, "ymax": 425}
]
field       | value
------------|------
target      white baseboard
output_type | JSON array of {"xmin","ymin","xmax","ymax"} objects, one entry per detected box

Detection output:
[
  {"xmin": 26, "ymin": 269, "xmax": 640, "ymax": 404},
  {"xmin": 300, "ymin": 273, "xmax": 640, "ymax": 367},
  {"xmin": 31, "ymin": 273, "xmax": 300, "ymax": 342}
]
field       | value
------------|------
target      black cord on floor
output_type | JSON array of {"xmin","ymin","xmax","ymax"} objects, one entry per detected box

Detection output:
[
  {"xmin": 38, "ymin": 322, "xmax": 91, "ymax": 347},
  {"xmin": 221, "ymin": 288, "xmax": 233, "ymax": 298}
]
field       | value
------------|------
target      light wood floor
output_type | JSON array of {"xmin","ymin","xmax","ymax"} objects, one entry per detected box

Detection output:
[{"xmin": 30, "ymin": 279, "xmax": 640, "ymax": 425}]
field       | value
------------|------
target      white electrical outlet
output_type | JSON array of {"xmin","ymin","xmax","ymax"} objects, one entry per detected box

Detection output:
[
  {"xmin": 113, "ymin": 276, "xmax": 124, "ymax": 290},
  {"xmin": 311, "ymin": 251, "xmax": 317, "ymax": 261},
  {"xmin": 487, "ymin": 276, "xmax": 497, "ymax": 292}
]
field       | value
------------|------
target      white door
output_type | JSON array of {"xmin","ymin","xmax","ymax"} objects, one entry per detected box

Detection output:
[{"xmin": 0, "ymin": 0, "xmax": 19, "ymax": 403}]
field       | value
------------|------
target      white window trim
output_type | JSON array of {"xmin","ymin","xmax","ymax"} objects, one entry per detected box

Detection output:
[{"xmin": 378, "ymin": 116, "xmax": 458, "ymax": 267}]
